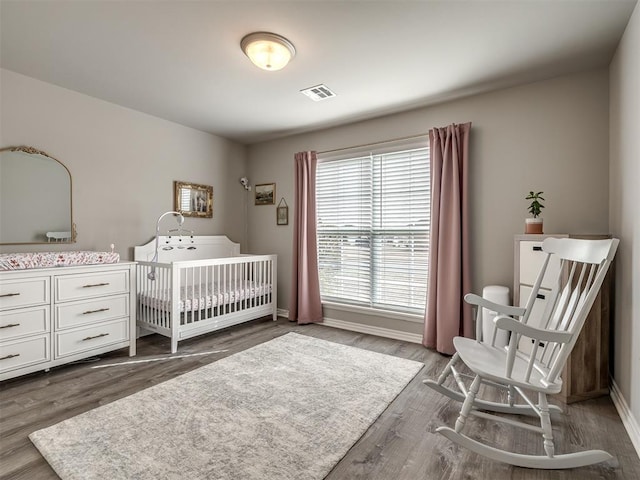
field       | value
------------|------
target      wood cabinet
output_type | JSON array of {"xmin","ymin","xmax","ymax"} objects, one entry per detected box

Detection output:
[
  {"xmin": 0, "ymin": 263, "xmax": 136, "ymax": 381},
  {"xmin": 514, "ymin": 234, "xmax": 611, "ymax": 404}
]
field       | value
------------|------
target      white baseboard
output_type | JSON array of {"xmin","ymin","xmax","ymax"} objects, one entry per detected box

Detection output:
[
  {"xmin": 321, "ymin": 317, "xmax": 423, "ymax": 344},
  {"xmin": 610, "ymin": 378, "xmax": 640, "ymax": 457},
  {"xmin": 280, "ymin": 308, "xmax": 422, "ymax": 344}
]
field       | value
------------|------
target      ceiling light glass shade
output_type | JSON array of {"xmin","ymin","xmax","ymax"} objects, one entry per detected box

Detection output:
[{"xmin": 241, "ymin": 32, "xmax": 296, "ymax": 71}]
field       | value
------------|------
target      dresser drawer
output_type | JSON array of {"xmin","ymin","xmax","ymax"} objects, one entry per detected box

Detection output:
[
  {"xmin": 0, "ymin": 335, "xmax": 50, "ymax": 374},
  {"xmin": 54, "ymin": 318, "xmax": 129, "ymax": 359},
  {"xmin": 0, "ymin": 305, "xmax": 50, "ymax": 341},
  {"xmin": 0, "ymin": 277, "xmax": 50, "ymax": 311},
  {"xmin": 519, "ymin": 241, "xmax": 563, "ymax": 289},
  {"xmin": 55, "ymin": 270, "xmax": 129, "ymax": 303},
  {"xmin": 56, "ymin": 294, "xmax": 129, "ymax": 330}
]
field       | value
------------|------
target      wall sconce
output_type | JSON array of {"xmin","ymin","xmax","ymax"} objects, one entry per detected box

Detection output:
[{"xmin": 241, "ymin": 32, "xmax": 296, "ymax": 71}]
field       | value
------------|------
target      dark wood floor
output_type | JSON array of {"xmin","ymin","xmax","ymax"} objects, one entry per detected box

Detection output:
[{"xmin": 1, "ymin": 318, "xmax": 639, "ymax": 479}]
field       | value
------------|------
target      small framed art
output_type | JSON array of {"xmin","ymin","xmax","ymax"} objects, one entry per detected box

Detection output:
[
  {"xmin": 255, "ymin": 183, "xmax": 276, "ymax": 205},
  {"xmin": 277, "ymin": 198, "xmax": 288, "ymax": 225}
]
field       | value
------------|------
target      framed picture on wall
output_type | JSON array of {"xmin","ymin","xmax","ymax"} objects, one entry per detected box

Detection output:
[
  {"xmin": 255, "ymin": 183, "xmax": 276, "ymax": 205},
  {"xmin": 174, "ymin": 180, "xmax": 213, "ymax": 218},
  {"xmin": 276, "ymin": 197, "xmax": 288, "ymax": 225}
]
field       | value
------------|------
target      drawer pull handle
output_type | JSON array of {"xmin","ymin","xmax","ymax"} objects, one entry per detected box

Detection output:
[
  {"xmin": 532, "ymin": 246, "xmax": 543, "ymax": 251},
  {"xmin": 536, "ymin": 293, "xmax": 546, "ymax": 300},
  {"xmin": 0, "ymin": 292, "xmax": 20, "ymax": 298},
  {"xmin": 0, "ymin": 323, "xmax": 20, "ymax": 329},
  {"xmin": 0, "ymin": 353, "xmax": 20, "ymax": 361},
  {"xmin": 82, "ymin": 282, "xmax": 110, "ymax": 288},
  {"xmin": 82, "ymin": 333, "xmax": 110, "ymax": 341},
  {"xmin": 82, "ymin": 308, "xmax": 110, "ymax": 315}
]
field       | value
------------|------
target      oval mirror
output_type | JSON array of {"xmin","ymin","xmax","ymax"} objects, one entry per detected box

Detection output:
[{"xmin": 0, "ymin": 146, "xmax": 75, "ymax": 245}]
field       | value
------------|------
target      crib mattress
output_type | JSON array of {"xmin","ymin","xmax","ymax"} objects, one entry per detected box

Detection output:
[{"xmin": 138, "ymin": 281, "xmax": 271, "ymax": 313}]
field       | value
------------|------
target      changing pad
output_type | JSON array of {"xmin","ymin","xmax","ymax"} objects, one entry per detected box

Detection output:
[{"xmin": 0, "ymin": 251, "xmax": 120, "ymax": 271}]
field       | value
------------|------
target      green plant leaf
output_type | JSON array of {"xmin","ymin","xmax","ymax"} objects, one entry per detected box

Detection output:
[{"xmin": 525, "ymin": 190, "xmax": 545, "ymax": 217}]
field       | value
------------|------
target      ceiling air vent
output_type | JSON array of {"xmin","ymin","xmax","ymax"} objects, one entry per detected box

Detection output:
[{"xmin": 300, "ymin": 84, "xmax": 336, "ymax": 102}]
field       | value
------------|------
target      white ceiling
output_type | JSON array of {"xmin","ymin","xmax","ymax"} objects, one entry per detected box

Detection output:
[{"xmin": 1, "ymin": 0, "xmax": 636, "ymax": 144}]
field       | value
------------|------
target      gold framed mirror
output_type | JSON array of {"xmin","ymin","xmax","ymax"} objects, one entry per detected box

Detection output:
[
  {"xmin": 0, "ymin": 146, "xmax": 75, "ymax": 245},
  {"xmin": 174, "ymin": 180, "xmax": 213, "ymax": 218}
]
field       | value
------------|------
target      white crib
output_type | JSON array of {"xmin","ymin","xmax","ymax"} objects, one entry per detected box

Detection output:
[{"xmin": 134, "ymin": 235, "xmax": 277, "ymax": 353}]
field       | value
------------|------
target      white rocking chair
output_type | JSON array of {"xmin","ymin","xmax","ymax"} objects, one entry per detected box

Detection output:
[{"xmin": 424, "ymin": 237, "xmax": 619, "ymax": 469}]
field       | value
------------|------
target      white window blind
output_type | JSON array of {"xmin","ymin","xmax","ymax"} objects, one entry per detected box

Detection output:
[{"xmin": 316, "ymin": 140, "xmax": 429, "ymax": 315}]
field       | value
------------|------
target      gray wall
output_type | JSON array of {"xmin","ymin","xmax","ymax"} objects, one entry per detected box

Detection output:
[
  {"xmin": 609, "ymin": 2, "xmax": 640, "ymax": 444},
  {"xmin": 247, "ymin": 68, "xmax": 610, "ymax": 334},
  {"xmin": 0, "ymin": 69, "xmax": 248, "ymax": 258}
]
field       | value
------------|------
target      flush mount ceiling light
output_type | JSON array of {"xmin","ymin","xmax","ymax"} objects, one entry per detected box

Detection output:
[{"xmin": 240, "ymin": 32, "xmax": 296, "ymax": 71}]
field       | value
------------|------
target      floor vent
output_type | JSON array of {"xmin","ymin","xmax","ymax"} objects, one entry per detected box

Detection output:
[{"xmin": 300, "ymin": 84, "xmax": 337, "ymax": 101}]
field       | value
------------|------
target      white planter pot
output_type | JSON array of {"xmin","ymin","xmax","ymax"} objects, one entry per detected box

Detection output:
[{"xmin": 525, "ymin": 217, "xmax": 543, "ymax": 234}]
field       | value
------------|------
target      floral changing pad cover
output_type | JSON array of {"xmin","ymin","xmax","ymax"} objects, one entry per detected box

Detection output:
[{"xmin": 0, "ymin": 251, "xmax": 120, "ymax": 271}]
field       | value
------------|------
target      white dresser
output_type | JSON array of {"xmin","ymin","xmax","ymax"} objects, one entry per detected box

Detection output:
[
  {"xmin": 0, "ymin": 262, "xmax": 136, "ymax": 381},
  {"xmin": 514, "ymin": 234, "xmax": 611, "ymax": 403}
]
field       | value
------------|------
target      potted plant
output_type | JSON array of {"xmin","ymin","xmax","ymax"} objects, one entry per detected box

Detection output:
[{"xmin": 525, "ymin": 191, "xmax": 545, "ymax": 234}]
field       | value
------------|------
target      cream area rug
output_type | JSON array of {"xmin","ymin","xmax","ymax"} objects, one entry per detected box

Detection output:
[{"xmin": 29, "ymin": 332, "xmax": 423, "ymax": 480}]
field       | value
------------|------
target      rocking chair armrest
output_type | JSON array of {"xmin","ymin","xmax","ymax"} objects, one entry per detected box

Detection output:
[
  {"xmin": 493, "ymin": 316, "xmax": 573, "ymax": 344},
  {"xmin": 464, "ymin": 293, "xmax": 526, "ymax": 317}
]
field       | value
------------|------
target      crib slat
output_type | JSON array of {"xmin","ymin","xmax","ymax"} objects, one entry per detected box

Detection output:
[
  {"xmin": 224, "ymin": 262, "xmax": 228, "ymax": 315},
  {"xmin": 263, "ymin": 259, "xmax": 267, "ymax": 306},
  {"xmin": 264, "ymin": 259, "xmax": 268, "ymax": 306},
  {"xmin": 198, "ymin": 265, "xmax": 203, "ymax": 323},
  {"xmin": 216, "ymin": 263, "xmax": 220, "ymax": 316},
  {"xmin": 243, "ymin": 261, "xmax": 247, "ymax": 312},
  {"xmin": 256, "ymin": 260, "xmax": 260, "ymax": 307},
  {"xmin": 206, "ymin": 264, "xmax": 210, "ymax": 319}
]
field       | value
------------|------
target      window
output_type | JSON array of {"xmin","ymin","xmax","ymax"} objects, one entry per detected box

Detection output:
[{"xmin": 316, "ymin": 139, "xmax": 429, "ymax": 316}]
